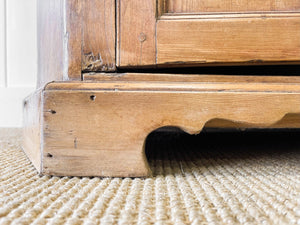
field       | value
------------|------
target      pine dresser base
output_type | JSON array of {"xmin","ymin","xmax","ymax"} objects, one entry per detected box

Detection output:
[{"xmin": 23, "ymin": 73, "xmax": 300, "ymax": 177}]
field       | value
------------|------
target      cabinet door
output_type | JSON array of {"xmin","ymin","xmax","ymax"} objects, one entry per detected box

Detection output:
[{"xmin": 117, "ymin": 0, "xmax": 300, "ymax": 68}]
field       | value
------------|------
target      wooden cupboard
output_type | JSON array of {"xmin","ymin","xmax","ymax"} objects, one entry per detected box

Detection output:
[
  {"xmin": 118, "ymin": 0, "xmax": 300, "ymax": 67},
  {"xmin": 23, "ymin": 0, "xmax": 300, "ymax": 177}
]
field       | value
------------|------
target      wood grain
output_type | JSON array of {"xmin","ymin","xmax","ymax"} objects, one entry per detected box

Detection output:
[
  {"xmin": 82, "ymin": 0, "xmax": 115, "ymax": 72},
  {"xmin": 166, "ymin": 0, "xmax": 300, "ymax": 13},
  {"xmin": 47, "ymin": 81, "xmax": 300, "ymax": 93},
  {"xmin": 65, "ymin": 0, "xmax": 82, "ymax": 79},
  {"xmin": 157, "ymin": 14, "xmax": 300, "ymax": 65},
  {"xmin": 37, "ymin": 0, "xmax": 116, "ymax": 87},
  {"xmin": 117, "ymin": 0, "xmax": 156, "ymax": 67},
  {"xmin": 27, "ymin": 75, "xmax": 300, "ymax": 177},
  {"xmin": 65, "ymin": 0, "xmax": 116, "ymax": 75},
  {"xmin": 23, "ymin": 88, "xmax": 43, "ymax": 173},
  {"xmin": 83, "ymin": 73, "xmax": 300, "ymax": 83},
  {"xmin": 118, "ymin": 1, "xmax": 300, "ymax": 67},
  {"xmin": 205, "ymin": 114, "xmax": 300, "ymax": 129},
  {"xmin": 37, "ymin": 0, "xmax": 82, "ymax": 85},
  {"xmin": 37, "ymin": 0, "xmax": 66, "ymax": 87}
]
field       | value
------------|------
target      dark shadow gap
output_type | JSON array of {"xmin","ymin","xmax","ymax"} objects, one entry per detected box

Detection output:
[
  {"xmin": 145, "ymin": 128, "xmax": 300, "ymax": 176},
  {"xmin": 117, "ymin": 65, "xmax": 300, "ymax": 76}
]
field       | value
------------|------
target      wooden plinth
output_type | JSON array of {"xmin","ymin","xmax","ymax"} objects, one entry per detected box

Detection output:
[{"xmin": 23, "ymin": 74, "xmax": 300, "ymax": 177}]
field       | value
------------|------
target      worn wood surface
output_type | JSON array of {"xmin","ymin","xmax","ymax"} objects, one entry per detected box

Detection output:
[
  {"xmin": 49, "ymin": 81, "xmax": 300, "ymax": 93},
  {"xmin": 66, "ymin": 0, "xmax": 116, "ymax": 75},
  {"xmin": 166, "ymin": 0, "xmax": 300, "ymax": 13},
  {"xmin": 22, "ymin": 75, "xmax": 300, "ymax": 177},
  {"xmin": 37, "ymin": 0, "xmax": 66, "ymax": 87},
  {"xmin": 81, "ymin": 0, "xmax": 115, "ymax": 72},
  {"xmin": 205, "ymin": 114, "xmax": 300, "ymax": 129},
  {"xmin": 157, "ymin": 14, "xmax": 300, "ymax": 65},
  {"xmin": 23, "ymin": 89, "xmax": 43, "ymax": 173},
  {"xmin": 38, "ymin": 0, "xmax": 300, "ymax": 72},
  {"xmin": 37, "ymin": 0, "xmax": 82, "ymax": 85},
  {"xmin": 117, "ymin": 0, "xmax": 156, "ymax": 67},
  {"xmin": 83, "ymin": 72, "xmax": 300, "ymax": 83},
  {"xmin": 65, "ymin": 0, "xmax": 82, "ymax": 79},
  {"xmin": 118, "ymin": 0, "xmax": 300, "ymax": 67},
  {"xmin": 37, "ymin": 0, "xmax": 115, "ymax": 87}
]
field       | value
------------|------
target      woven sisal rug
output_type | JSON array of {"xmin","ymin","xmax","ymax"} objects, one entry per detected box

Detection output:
[{"xmin": 0, "ymin": 128, "xmax": 299, "ymax": 225}]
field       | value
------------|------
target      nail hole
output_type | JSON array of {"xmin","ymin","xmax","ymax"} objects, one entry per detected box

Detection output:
[
  {"xmin": 50, "ymin": 110, "xmax": 56, "ymax": 114},
  {"xmin": 90, "ymin": 95, "xmax": 96, "ymax": 101},
  {"xmin": 139, "ymin": 32, "xmax": 147, "ymax": 42},
  {"xmin": 47, "ymin": 153, "xmax": 53, "ymax": 158}
]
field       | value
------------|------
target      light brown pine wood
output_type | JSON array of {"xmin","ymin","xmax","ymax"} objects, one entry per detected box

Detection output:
[
  {"xmin": 28, "ymin": 0, "xmax": 300, "ymax": 177},
  {"xmin": 166, "ymin": 0, "xmax": 300, "ymax": 13},
  {"xmin": 24, "ymin": 74, "xmax": 300, "ymax": 177},
  {"xmin": 37, "ymin": 0, "xmax": 116, "ymax": 87},
  {"xmin": 118, "ymin": 0, "xmax": 300, "ymax": 68},
  {"xmin": 23, "ymin": 89, "xmax": 43, "ymax": 172},
  {"xmin": 157, "ymin": 14, "xmax": 300, "ymax": 65},
  {"xmin": 37, "ymin": 0, "xmax": 66, "ymax": 87},
  {"xmin": 83, "ymin": 72, "xmax": 300, "ymax": 83},
  {"xmin": 116, "ymin": 0, "xmax": 156, "ymax": 67},
  {"xmin": 81, "ymin": 0, "xmax": 115, "ymax": 72},
  {"xmin": 65, "ymin": 0, "xmax": 82, "ymax": 78},
  {"xmin": 67, "ymin": 0, "xmax": 116, "ymax": 74}
]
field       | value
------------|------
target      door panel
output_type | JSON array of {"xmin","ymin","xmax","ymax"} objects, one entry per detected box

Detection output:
[
  {"xmin": 117, "ymin": 0, "xmax": 156, "ymax": 67},
  {"xmin": 166, "ymin": 0, "xmax": 300, "ymax": 13},
  {"xmin": 157, "ymin": 14, "xmax": 300, "ymax": 65},
  {"xmin": 117, "ymin": 0, "xmax": 300, "ymax": 68}
]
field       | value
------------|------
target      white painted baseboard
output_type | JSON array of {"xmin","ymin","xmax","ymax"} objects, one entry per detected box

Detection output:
[
  {"xmin": 0, "ymin": 87, "xmax": 35, "ymax": 127},
  {"xmin": 0, "ymin": 0, "xmax": 37, "ymax": 127}
]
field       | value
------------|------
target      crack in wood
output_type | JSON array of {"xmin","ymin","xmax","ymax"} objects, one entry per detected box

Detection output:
[{"xmin": 82, "ymin": 52, "xmax": 114, "ymax": 72}]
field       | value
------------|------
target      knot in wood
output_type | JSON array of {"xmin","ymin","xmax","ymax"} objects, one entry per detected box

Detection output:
[{"xmin": 138, "ymin": 32, "xmax": 147, "ymax": 42}]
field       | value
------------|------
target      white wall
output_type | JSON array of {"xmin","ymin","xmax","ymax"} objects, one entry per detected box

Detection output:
[
  {"xmin": 0, "ymin": 0, "xmax": 37, "ymax": 127},
  {"xmin": 0, "ymin": 0, "xmax": 6, "ymax": 87}
]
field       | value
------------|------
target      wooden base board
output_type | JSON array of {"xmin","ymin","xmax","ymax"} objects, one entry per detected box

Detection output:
[{"xmin": 23, "ymin": 74, "xmax": 300, "ymax": 177}]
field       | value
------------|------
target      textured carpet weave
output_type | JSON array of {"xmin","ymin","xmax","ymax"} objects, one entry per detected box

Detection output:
[{"xmin": 0, "ymin": 128, "xmax": 300, "ymax": 225}]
